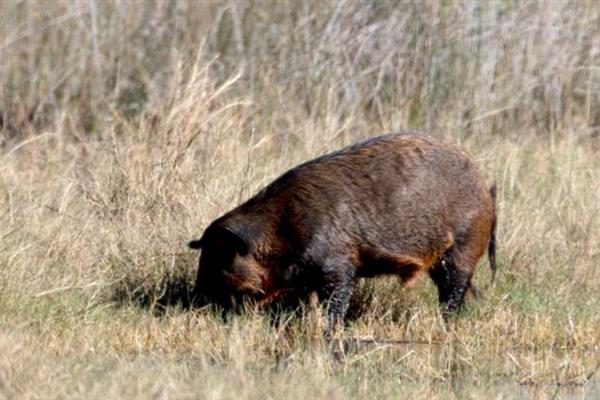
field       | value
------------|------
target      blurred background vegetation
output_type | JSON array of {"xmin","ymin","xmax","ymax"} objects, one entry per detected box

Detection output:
[{"xmin": 2, "ymin": 0, "xmax": 599, "ymax": 144}]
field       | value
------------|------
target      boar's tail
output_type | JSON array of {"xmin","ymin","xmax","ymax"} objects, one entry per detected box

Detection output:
[{"xmin": 488, "ymin": 184, "xmax": 497, "ymax": 283}]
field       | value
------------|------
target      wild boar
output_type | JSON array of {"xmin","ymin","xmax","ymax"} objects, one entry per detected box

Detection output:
[{"xmin": 189, "ymin": 132, "xmax": 497, "ymax": 333}]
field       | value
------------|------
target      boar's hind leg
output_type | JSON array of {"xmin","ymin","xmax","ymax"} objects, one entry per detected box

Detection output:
[{"xmin": 429, "ymin": 248, "xmax": 471, "ymax": 319}]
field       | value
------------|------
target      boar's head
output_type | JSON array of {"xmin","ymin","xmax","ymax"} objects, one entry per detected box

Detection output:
[{"xmin": 189, "ymin": 220, "xmax": 268, "ymax": 311}]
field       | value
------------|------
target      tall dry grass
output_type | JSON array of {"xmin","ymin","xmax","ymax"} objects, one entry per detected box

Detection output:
[
  {"xmin": 2, "ymin": 0, "xmax": 599, "ymax": 141},
  {"xmin": 1, "ymin": 1, "xmax": 599, "ymax": 399}
]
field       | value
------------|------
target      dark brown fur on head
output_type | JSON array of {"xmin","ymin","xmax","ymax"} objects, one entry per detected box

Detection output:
[{"xmin": 189, "ymin": 132, "xmax": 497, "ymax": 328}]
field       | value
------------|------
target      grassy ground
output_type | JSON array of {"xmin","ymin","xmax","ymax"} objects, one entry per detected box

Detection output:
[{"xmin": 1, "ymin": 1, "xmax": 599, "ymax": 399}]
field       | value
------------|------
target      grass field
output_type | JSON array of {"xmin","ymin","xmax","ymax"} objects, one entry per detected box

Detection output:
[{"xmin": 1, "ymin": 1, "xmax": 599, "ymax": 399}]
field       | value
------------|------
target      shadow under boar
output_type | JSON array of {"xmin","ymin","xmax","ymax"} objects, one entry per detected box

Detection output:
[{"xmin": 189, "ymin": 132, "xmax": 497, "ymax": 333}]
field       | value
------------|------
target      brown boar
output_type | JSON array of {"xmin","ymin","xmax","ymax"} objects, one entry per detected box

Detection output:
[{"xmin": 189, "ymin": 132, "xmax": 497, "ymax": 332}]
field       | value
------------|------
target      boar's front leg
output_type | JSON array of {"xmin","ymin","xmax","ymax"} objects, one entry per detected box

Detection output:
[{"xmin": 320, "ymin": 261, "xmax": 356, "ymax": 338}]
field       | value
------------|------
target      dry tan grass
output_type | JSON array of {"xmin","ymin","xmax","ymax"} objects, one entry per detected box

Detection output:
[{"xmin": 1, "ymin": 1, "xmax": 599, "ymax": 399}]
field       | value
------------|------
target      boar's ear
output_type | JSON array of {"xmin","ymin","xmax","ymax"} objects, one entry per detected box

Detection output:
[
  {"xmin": 219, "ymin": 221, "xmax": 259, "ymax": 256},
  {"xmin": 188, "ymin": 238, "xmax": 204, "ymax": 249}
]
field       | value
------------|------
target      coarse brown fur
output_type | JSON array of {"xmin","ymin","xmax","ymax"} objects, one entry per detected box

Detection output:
[{"xmin": 189, "ymin": 132, "xmax": 497, "ymax": 332}]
